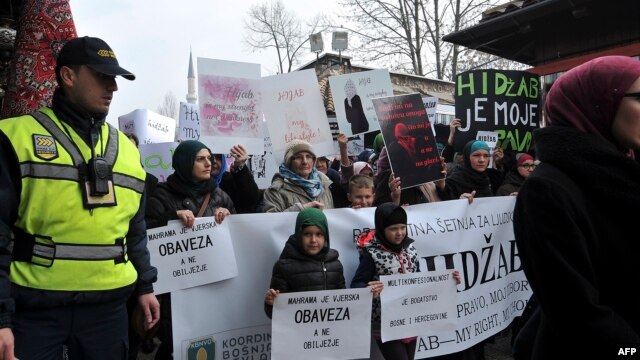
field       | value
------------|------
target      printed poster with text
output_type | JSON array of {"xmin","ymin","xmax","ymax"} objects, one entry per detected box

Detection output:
[
  {"xmin": 178, "ymin": 102, "xmax": 200, "ymax": 141},
  {"xmin": 328, "ymin": 69, "xmax": 393, "ymax": 137},
  {"xmin": 146, "ymin": 217, "xmax": 238, "ymax": 295},
  {"xmin": 373, "ymin": 93, "xmax": 443, "ymax": 189},
  {"xmin": 379, "ymin": 271, "xmax": 457, "ymax": 343},
  {"xmin": 118, "ymin": 109, "xmax": 176, "ymax": 144},
  {"xmin": 271, "ymin": 288, "xmax": 373, "ymax": 360},
  {"xmin": 454, "ymin": 69, "xmax": 541, "ymax": 153},
  {"xmin": 261, "ymin": 69, "xmax": 334, "ymax": 163},
  {"xmin": 197, "ymin": 58, "xmax": 263, "ymax": 155}
]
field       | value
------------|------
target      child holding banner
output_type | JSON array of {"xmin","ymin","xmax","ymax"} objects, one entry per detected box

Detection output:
[
  {"xmin": 264, "ymin": 208, "xmax": 346, "ymax": 318},
  {"xmin": 351, "ymin": 202, "xmax": 461, "ymax": 360}
]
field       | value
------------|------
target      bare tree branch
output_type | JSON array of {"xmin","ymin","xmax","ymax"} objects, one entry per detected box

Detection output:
[
  {"xmin": 244, "ymin": 0, "xmax": 323, "ymax": 73},
  {"xmin": 157, "ymin": 91, "xmax": 178, "ymax": 119},
  {"xmin": 331, "ymin": 0, "xmax": 526, "ymax": 81}
]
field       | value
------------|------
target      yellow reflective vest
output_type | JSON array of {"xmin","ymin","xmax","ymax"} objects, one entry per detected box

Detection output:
[{"xmin": 0, "ymin": 108, "xmax": 145, "ymax": 291}]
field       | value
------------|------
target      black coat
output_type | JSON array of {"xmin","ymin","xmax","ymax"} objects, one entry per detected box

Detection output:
[
  {"xmin": 496, "ymin": 170, "xmax": 524, "ymax": 196},
  {"xmin": 265, "ymin": 235, "xmax": 346, "ymax": 318},
  {"xmin": 146, "ymin": 180, "xmax": 236, "ymax": 229},
  {"xmin": 219, "ymin": 165, "xmax": 261, "ymax": 214},
  {"xmin": 445, "ymin": 165, "xmax": 493, "ymax": 199},
  {"xmin": 514, "ymin": 126, "xmax": 640, "ymax": 359}
]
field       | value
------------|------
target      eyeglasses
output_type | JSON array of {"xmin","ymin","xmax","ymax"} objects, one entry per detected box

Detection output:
[
  {"xmin": 519, "ymin": 164, "xmax": 536, "ymax": 170},
  {"xmin": 623, "ymin": 92, "xmax": 640, "ymax": 97}
]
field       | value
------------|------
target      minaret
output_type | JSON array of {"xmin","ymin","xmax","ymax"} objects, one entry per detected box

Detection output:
[{"xmin": 186, "ymin": 48, "xmax": 197, "ymax": 104}]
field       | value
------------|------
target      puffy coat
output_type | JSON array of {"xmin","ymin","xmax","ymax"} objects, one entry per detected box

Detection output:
[
  {"xmin": 264, "ymin": 234, "xmax": 345, "ymax": 318},
  {"xmin": 262, "ymin": 172, "xmax": 334, "ymax": 212}
]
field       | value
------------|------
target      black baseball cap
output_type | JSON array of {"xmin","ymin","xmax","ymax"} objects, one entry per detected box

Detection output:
[{"xmin": 56, "ymin": 36, "xmax": 135, "ymax": 80}]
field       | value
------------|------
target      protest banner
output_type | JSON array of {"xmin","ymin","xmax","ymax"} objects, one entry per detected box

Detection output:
[
  {"xmin": 197, "ymin": 58, "xmax": 263, "ymax": 155},
  {"xmin": 147, "ymin": 217, "xmax": 238, "ymax": 294},
  {"xmin": 262, "ymin": 69, "xmax": 335, "ymax": 162},
  {"xmin": 248, "ymin": 130, "xmax": 279, "ymax": 189},
  {"xmin": 118, "ymin": 108, "xmax": 176, "ymax": 144},
  {"xmin": 329, "ymin": 69, "xmax": 393, "ymax": 136},
  {"xmin": 475, "ymin": 130, "xmax": 499, "ymax": 168},
  {"xmin": 454, "ymin": 69, "xmax": 541, "ymax": 153},
  {"xmin": 178, "ymin": 102, "xmax": 200, "ymax": 141},
  {"xmin": 422, "ymin": 96, "xmax": 439, "ymax": 137},
  {"xmin": 271, "ymin": 288, "xmax": 373, "ymax": 360},
  {"xmin": 169, "ymin": 198, "xmax": 531, "ymax": 359},
  {"xmin": 328, "ymin": 115, "xmax": 364, "ymax": 157},
  {"xmin": 138, "ymin": 141, "xmax": 178, "ymax": 182},
  {"xmin": 380, "ymin": 271, "xmax": 457, "ymax": 342},
  {"xmin": 373, "ymin": 93, "xmax": 443, "ymax": 189}
]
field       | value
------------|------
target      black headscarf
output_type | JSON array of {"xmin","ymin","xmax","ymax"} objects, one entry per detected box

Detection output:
[
  {"xmin": 166, "ymin": 140, "xmax": 215, "ymax": 198},
  {"xmin": 374, "ymin": 202, "xmax": 412, "ymax": 253}
]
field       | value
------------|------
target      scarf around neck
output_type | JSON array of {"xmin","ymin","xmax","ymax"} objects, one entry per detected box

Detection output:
[{"xmin": 279, "ymin": 163, "xmax": 325, "ymax": 198}]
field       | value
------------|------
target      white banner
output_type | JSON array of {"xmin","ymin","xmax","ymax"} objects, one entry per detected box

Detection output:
[
  {"xmin": 197, "ymin": 58, "xmax": 263, "ymax": 155},
  {"xmin": 147, "ymin": 217, "xmax": 238, "ymax": 294},
  {"xmin": 422, "ymin": 96, "xmax": 438, "ymax": 137},
  {"xmin": 178, "ymin": 102, "xmax": 200, "ymax": 141},
  {"xmin": 272, "ymin": 288, "xmax": 373, "ymax": 360},
  {"xmin": 380, "ymin": 271, "xmax": 457, "ymax": 342},
  {"xmin": 118, "ymin": 108, "xmax": 176, "ymax": 144},
  {"xmin": 329, "ymin": 69, "xmax": 393, "ymax": 136},
  {"xmin": 171, "ymin": 198, "xmax": 531, "ymax": 360},
  {"xmin": 262, "ymin": 69, "xmax": 335, "ymax": 162}
]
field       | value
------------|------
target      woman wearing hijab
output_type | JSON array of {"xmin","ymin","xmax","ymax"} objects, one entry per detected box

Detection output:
[
  {"xmin": 513, "ymin": 56, "xmax": 640, "ymax": 359},
  {"xmin": 351, "ymin": 203, "xmax": 461, "ymax": 360},
  {"xmin": 264, "ymin": 208, "xmax": 346, "ymax": 318},
  {"xmin": 445, "ymin": 139, "xmax": 494, "ymax": 202},
  {"xmin": 344, "ymin": 78, "xmax": 369, "ymax": 134},
  {"xmin": 261, "ymin": 139, "xmax": 334, "ymax": 212},
  {"xmin": 145, "ymin": 140, "xmax": 235, "ymax": 360},
  {"xmin": 496, "ymin": 152, "xmax": 535, "ymax": 196},
  {"xmin": 146, "ymin": 140, "xmax": 235, "ymax": 228}
]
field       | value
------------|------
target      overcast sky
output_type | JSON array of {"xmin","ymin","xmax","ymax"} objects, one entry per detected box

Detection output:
[{"xmin": 71, "ymin": 0, "xmax": 340, "ymax": 125}]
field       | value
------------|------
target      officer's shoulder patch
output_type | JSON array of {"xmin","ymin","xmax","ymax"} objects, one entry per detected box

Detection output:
[{"xmin": 33, "ymin": 134, "xmax": 58, "ymax": 160}]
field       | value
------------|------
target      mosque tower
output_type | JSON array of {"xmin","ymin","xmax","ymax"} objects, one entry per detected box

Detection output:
[{"xmin": 186, "ymin": 48, "xmax": 198, "ymax": 104}]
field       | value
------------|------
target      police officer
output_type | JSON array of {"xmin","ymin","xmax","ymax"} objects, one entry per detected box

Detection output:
[{"xmin": 0, "ymin": 36, "xmax": 160, "ymax": 359}]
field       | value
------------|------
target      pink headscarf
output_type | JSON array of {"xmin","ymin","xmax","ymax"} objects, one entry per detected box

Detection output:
[
  {"xmin": 516, "ymin": 153, "xmax": 534, "ymax": 167},
  {"xmin": 545, "ymin": 56, "xmax": 640, "ymax": 149},
  {"xmin": 353, "ymin": 161, "xmax": 373, "ymax": 175}
]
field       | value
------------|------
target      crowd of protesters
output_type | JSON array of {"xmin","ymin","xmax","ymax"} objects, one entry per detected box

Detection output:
[{"xmin": 1, "ymin": 35, "xmax": 637, "ymax": 360}]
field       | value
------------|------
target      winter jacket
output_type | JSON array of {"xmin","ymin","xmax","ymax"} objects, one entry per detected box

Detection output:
[
  {"xmin": 146, "ymin": 181, "xmax": 236, "ymax": 229},
  {"xmin": 262, "ymin": 172, "xmax": 334, "ymax": 212},
  {"xmin": 0, "ymin": 90, "xmax": 156, "ymax": 326},
  {"xmin": 264, "ymin": 235, "xmax": 346, "ymax": 318},
  {"xmin": 351, "ymin": 230, "xmax": 419, "ymax": 333},
  {"xmin": 514, "ymin": 126, "xmax": 640, "ymax": 359},
  {"xmin": 219, "ymin": 164, "xmax": 260, "ymax": 214},
  {"xmin": 496, "ymin": 170, "xmax": 525, "ymax": 196}
]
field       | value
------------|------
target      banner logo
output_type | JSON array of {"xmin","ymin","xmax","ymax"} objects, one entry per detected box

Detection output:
[{"xmin": 187, "ymin": 336, "xmax": 215, "ymax": 360}]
